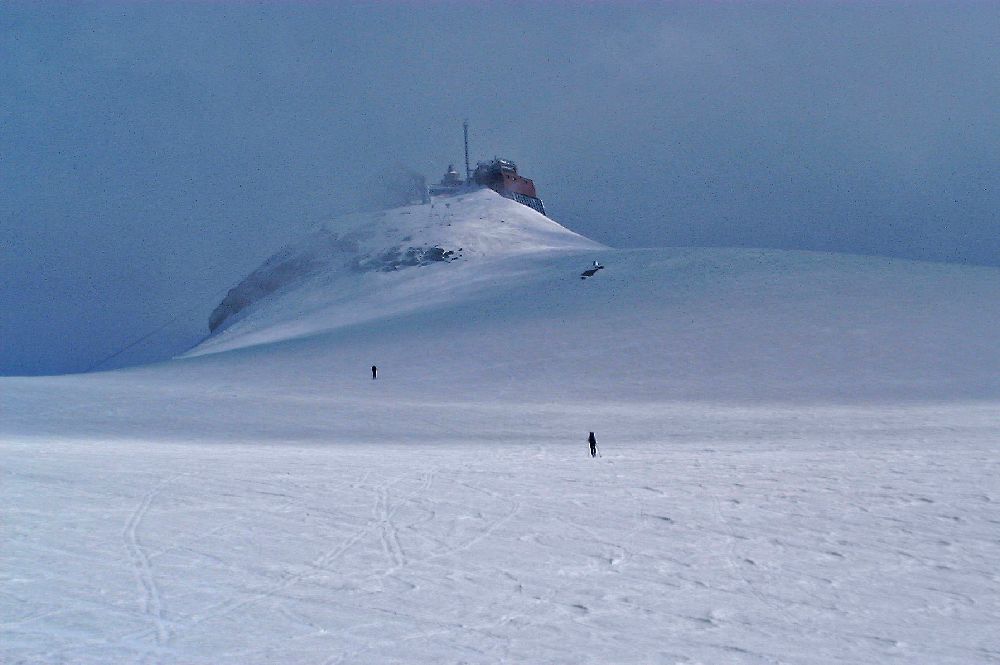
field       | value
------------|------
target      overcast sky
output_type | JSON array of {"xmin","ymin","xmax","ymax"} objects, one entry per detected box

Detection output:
[{"xmin": 2, "ymin": 2, "xmax": 998, "ymax": 374}]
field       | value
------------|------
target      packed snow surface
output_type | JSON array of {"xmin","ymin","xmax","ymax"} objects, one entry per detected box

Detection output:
[{"xmin": 3, "ymin": 190, "xmax": 1000, "ymax": 663}]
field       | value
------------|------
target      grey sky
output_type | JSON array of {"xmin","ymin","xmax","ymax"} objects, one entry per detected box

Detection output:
[{"xmin": 2, "ymin": 2, "xmax": 998, "ymax": 374}]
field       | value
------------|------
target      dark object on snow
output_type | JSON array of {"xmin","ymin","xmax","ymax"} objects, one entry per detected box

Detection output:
[
  {"xmin": 372, "ymin": 365, "xmax": 378, "ymax": 380},
  {"xmin": 581, "ymin": 263, "xmax": 605, "ymax": 279},
  {"xmin": 588, "ymin": 432, "xmax": 597, "ymax": 458}
]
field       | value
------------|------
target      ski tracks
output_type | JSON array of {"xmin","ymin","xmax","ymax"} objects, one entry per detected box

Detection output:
[
  {"xmin": 185, "ymin": 502, "xmax": 382, "ymax": 627},
  {"xmin": 441, "ymin": 476, "xmax": 522, "ymax": 557},
  {"xmin": 122, "ymin": 479, "xmax": 174, "ymax": 650},
  {"xmin": 375, "ymin": 479, "xmax": 408, "ymax": 572},
  {"xmin": 184, "ymin": 471, "xmax": 435, "ymax": 629},
  {"xmin": 120, "ymin": 466, "xmax": 521, "ymax": 659}
]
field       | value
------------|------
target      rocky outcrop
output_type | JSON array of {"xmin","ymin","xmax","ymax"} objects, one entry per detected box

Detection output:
[{"xmin": 352, "ymin": 245, "xmax": 462, "ymax": 272}]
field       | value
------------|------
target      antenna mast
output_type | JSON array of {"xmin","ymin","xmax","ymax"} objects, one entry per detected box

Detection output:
[{"xmin": 463, "ymin": 119, "xmax": 470, "ymax": 181}]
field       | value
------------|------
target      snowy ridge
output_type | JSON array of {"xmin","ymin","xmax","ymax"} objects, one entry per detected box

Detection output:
[{"xmin": 199, "ymin": 188, "xmax": 603, "ymax": 354}]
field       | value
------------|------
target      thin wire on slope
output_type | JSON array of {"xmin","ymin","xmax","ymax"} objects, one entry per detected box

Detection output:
[{"xmin": 85, "ymin": 286, "xmax": 233, "ymax": 373}]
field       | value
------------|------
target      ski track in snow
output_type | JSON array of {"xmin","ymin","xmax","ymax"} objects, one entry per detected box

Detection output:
[{"xmin": 121, "ymin": 479, "xmax": 173, "ymax": 652}]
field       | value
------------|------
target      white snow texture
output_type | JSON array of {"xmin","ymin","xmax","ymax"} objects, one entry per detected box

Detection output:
[{"xmin": 2, "ymin": 189, "xmax": 999, "ymax": 664}]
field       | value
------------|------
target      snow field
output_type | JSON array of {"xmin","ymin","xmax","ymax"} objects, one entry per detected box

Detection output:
[{"xmin": 3, "ymin": 402, "xmax": 999, "ymax": 664}]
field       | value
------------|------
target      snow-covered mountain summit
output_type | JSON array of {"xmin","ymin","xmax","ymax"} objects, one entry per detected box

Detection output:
[{"xmin": 197, "ymin": 189, "xmax": 602, "ymax": 356}]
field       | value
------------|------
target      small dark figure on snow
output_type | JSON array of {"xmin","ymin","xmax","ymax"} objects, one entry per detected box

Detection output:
[
  {"xmin": 371, "ymin": 365, "xmax": 378, "ymax": 380},
  {"xmin": 588, "ymin": 431, "xmax": 598, "ymax": 458},
  {"xmin": 580, "ymin": 262, "xmax": 605, "ymax": 279}
]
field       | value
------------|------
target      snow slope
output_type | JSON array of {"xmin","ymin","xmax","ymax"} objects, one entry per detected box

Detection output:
[
  {"xmin": 188, "ymin": 189, "xmax": 1000, "ymax": 403},
  {"xmin": 3, "ymin": 190, "xmax": 1000, "ymax": 664},
  {"xmin": 200, "ymin": 189, "xmax": 603, "ymax": 353}
]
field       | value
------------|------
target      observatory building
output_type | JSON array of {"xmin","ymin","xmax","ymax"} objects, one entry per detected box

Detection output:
[
  {"xmin": 430, "ymin": 122, "xmax": 546, "ymax": 216},
  {"xmin": 471, "ymin": 158, "xmax": 545, "ymax": 216}
]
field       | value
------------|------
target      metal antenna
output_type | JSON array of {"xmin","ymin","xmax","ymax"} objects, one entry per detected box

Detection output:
[{"xmin": 463, "ymin": 119, "xmax": 470, "ymax": 181}]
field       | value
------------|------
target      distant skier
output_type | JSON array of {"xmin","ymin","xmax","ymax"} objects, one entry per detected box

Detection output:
[
  {"xmin": 588, "ymin": 431, "xmax": 598, "ymax": 458},
  {"xmin": 371, "ymin": 365, "xmax": 378, "ymax": 380}
]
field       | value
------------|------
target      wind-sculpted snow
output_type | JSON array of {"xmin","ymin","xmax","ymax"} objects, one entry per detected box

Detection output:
[
  {"xmin": 207, "ymin": 189, "xmax": 602, "ymax": 334},
  {"xmin": 209, "ymin": 229, "xmax": 360, "ymax": 332},
  {"xmin": 209, "ymin": 232, "xmax": 462, "ymax": 333}
]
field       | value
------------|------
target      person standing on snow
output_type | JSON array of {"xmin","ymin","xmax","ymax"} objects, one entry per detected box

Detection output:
[
  {"xmin": 588, "ymin": 431, "xmax": 598, "ymax": 458},
  {"xmin": 371, "ymin": 365, "xmax": 378, "ymax": 380}
]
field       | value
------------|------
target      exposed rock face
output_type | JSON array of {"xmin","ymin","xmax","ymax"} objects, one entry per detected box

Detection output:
[{"xmin": 352, "ymin": 245, "xmax": 461, "ymax": 272}]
